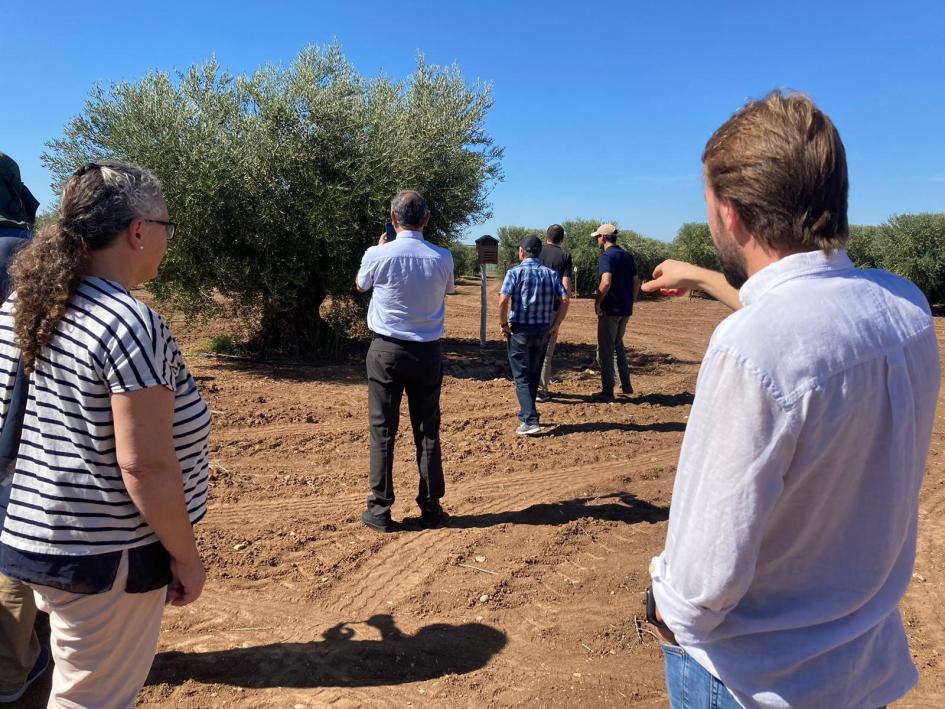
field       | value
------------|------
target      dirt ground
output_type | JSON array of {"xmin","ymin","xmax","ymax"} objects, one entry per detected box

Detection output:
[{"xmin": 20, "ymin": 275, "xmax": 945, "ymax": 707}]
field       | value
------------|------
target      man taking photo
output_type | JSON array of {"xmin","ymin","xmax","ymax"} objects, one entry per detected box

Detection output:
[{"xmin": 356, "ymin": 190, "xmax": 455, "ymax": 532}]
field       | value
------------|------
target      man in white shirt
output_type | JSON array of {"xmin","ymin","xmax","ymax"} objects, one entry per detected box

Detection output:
[
  {"xmin": 356, "ymin": 190, "xmax": 455, "ymax": 532},
  {"xmin": 646, "ymin": 91, "xmax": 940, "ymax": 708}
]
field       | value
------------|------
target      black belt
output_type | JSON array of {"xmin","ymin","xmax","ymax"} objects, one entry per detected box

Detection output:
[{"xmin": 372, "ymin": 332, "xmax": 438, "ymax": 347}]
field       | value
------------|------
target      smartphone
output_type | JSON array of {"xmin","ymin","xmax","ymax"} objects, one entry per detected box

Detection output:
[{"xmin": 385, "ymin": 222, "xmax": 397, "ymax": 241}]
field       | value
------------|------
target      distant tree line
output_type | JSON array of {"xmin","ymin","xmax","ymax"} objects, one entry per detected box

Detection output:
[{"xmin": 493, "ymin": 213, "xmax": 945, "ymax": 304}]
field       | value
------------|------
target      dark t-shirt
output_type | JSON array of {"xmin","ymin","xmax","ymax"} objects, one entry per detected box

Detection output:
[
  {"xmin": 539, "ymin": 243, "xmax": 572, "ymax": 310},
  {"xmin": 598, "ymin": 245, "xmax": 637, "ymax": 316},
  {"xmin": 538, "ymin": 243, "xmax": 573, "ymax": 281}
]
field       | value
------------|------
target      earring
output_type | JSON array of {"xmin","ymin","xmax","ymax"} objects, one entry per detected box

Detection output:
[{"xmin": 139, "ymin": 246, "xmax": 144, "ymax": 250}]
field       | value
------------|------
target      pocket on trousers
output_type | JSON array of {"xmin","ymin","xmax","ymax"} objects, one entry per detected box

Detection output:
[{"xmin": 660, "ymin": 643, "xmax": 685, "ymax": 657}]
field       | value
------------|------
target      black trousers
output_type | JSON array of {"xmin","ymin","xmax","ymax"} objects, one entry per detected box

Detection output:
[{"xmin": 366, "ymin": 336, "xmax": 444, "ymax": 517}]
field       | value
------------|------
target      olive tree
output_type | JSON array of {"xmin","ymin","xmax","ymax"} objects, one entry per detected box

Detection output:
[
  {"xmin": 43, "ymin": 44, "xmax": 503, "ymax": 356},
  {"xmin": 671, "ymin": 222, "xmax": 719, "ymax": 271},
  {"xmin": 873, "ymin": 213, "xmax": 945, "ymax": 304}
]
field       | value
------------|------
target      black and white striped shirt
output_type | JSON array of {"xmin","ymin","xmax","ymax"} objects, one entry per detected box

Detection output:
[{"xmin": 0, "ymin": 277, "xmax": 210, "ymax": 555}]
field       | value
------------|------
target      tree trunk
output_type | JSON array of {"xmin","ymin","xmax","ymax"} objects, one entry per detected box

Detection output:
[{"xmin": 255, "ymin": 275, "xmax": 329, "ymax": 359}]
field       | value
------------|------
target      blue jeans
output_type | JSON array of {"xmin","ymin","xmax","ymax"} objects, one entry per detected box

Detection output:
[
  {"xmin": 661, "ymin": 644, "xmax": 741, "ymax": 709},
  {"xmin": 507, "ymin": 324, "xmax": 550, "ymax": 425}
]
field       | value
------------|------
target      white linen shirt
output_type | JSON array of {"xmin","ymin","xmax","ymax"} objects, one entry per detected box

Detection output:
[
  {"xmin": 356, "ymin": 231, "xmax": 455, "ymax": 342},
  {"xmin": 651, "ymin": 250, "xmax": 940, "ymax": 708}
]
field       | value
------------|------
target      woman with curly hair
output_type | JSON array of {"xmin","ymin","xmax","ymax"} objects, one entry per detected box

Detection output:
[{"xmin": 0, "ymin": 161, "xmax": 210, "ymax": 707}]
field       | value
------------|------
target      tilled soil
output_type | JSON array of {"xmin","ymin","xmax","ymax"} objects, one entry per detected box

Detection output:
[{"xmin": 20, "ymin": 276, "xmax": 945, "ymax": 707}]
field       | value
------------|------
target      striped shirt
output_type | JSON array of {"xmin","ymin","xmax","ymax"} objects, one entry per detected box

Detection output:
[
  {"xmin": 500, "ymin": 258, "xmax": 566, "ymax": 326},
  {"xmin": 0, "ymin": 277, "xmax": 210, "ymax": 555}
]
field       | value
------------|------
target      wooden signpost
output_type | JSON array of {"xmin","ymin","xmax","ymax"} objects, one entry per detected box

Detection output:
[{"xmin": 475, "ymin": 235, "xmax": 499, "ymax": 347}]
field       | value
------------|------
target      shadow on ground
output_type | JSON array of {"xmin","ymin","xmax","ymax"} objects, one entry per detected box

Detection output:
[
  {"xmin": 440, "ymin": 492, "xmax": 668, "ymax": 530},
  {"xmin": 146, "ymin": 615, "xmax": 505, "ymax": 689},
  {"xmin": 542, "ymin": 420, "xmax": 686, "ymax": 435},
  {"xmin": 189, "ymin": 336, "xmax": 697, "ymax": 386},
  {"xmin": 441, "ymin": 338, "xmax": 699, "ymax": 381}
]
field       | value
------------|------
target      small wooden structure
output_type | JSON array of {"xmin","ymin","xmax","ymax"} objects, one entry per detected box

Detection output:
[
  {"xmin": 475, "ymin": 235, "xmax": 499, "ymax": 265},
  {"xmin": 474, "ymin": 235, "xmax": 499, "ymax": 346}
]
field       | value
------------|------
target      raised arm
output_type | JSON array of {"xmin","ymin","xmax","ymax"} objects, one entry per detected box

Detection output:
[{"xmin": 641, "ymin": 259, "xmax": 741, "ymax": 311}]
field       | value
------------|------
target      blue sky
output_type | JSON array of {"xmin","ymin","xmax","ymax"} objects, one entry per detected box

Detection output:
[{"xmin": 4, "ymin": 0, "xmax": 944, "ymax": 243}]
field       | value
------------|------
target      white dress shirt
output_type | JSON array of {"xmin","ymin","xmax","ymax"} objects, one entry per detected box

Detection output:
[
  {"xmin": 651, "ymin": 249, "xmax": 940, "ymax": 708},
  {"xmin": 356, "ymin": 231, "xmax": 455, "ymax": 342}
]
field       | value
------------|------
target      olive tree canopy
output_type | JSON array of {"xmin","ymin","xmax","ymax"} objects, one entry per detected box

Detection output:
[{"xmin": 43, "ymin": 44, "xmax": 503, "ymax": 355}]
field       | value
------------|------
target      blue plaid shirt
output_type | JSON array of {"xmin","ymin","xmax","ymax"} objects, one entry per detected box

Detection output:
[{"xmin": 500, "ymin": 258, "xmax": 566, "ymax": 326}]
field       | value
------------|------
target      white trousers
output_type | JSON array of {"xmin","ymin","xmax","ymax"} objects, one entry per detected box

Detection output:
[{"xmin": 32, "ymin": 551, "xmax": 166, "ymax": 709}]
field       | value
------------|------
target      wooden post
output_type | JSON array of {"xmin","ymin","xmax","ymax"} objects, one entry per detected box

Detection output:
[
  {"xmin": 480, "ymin": 264, "xmax": 488, "ymax": 348},
  {"xmin": 474, "ymin": 235, "xmax": 498, "ymax": 349}
]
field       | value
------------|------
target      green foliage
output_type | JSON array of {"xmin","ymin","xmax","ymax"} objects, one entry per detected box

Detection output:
[
  {"xmin": 671, "ymin": 223, "xmax": 719, "ymax": 271},
  {"xmin": 449, "ymin": 243, "xmax": 478, "ymax": 278},
  {"xmin": 845, "ymin": 224, "xmax": 882, "ymax": 269},
  {"xmin": 42, "ymin": 44, "xmax": 503, "ymax": 356},
  {"xmin": 623, "ymin": 232, "xmax": 674, "ymax": 289},
  {"xmin": 202, "ymin": 335, "xmax": 237, "ymax": 354},
  {"xmin": 873, "ymin": 213, "xmax": 945, "ymax": 304},
  {"xmin": 32, "ymin": 209, "xmax": 58, "ymax": 233},
  {"xmin": 496, "ymin": 226, "xmax": 541, "ymax": 274}
]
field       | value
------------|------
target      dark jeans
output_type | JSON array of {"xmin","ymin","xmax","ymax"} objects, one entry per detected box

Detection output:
[
  {"xmin": 366, "ymin": 336, "xmax": 444, "ymax": 517},
  {"xmin": 507, "ymin": 324, "xmax": 550, "ymax": 425},
  {"xmin": 596, "ymin": 314, "xmax": 631, "ymax": 395}
]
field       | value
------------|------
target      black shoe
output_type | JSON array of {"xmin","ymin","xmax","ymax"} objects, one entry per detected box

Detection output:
[
  {"xmin": 536, "ymin": 391, "xmax": 552, "ymax": 403},
  {"xmin": 620, "ymin": 383, "xmax": 634, "ymax": 396},
  {"xmin": 420, "ymin": 506, "xmax": 449, "ymax": 529},
  {"xmin": 590, "ymin": 391, "xmax": 615, "ymax": 402},
  {"xmin": 361, "ymin": 510, "xmax": 396, "ymax": 532}
]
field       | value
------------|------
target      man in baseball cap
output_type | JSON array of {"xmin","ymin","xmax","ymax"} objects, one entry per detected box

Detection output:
[
  {"xmin": 497, "ymin": 235, "xmax": 569, "ymax": 434},
  {"xmin": 592, "ymin": 224, "xmax": 639, "ymax": 401}
]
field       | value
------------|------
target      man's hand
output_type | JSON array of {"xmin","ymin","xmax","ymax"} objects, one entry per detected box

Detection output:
[
  {"xmin": 167, "ymin": 556, "xmax": 206, "ymax": 606},
  {"xmin": 641, "ymin": 259, "xmax": 701, "ymax": 297},
  {"xmin": 641, "ymin": 259, "xmax": 742, "ymax": 311},
  {"xmin": 500, "ymin": 323, "xmax": 511, "ymax": 339},
  {"xmin": 594, "ymin": 301, "xmax": 602, "ymax": 317},
  {"xmin": 652, "ymin": 603, "xmax": 677, "ymax": 645},
  {"xmin": 378, "ymin": 232, "xmax": 389, "ymax": 246}
]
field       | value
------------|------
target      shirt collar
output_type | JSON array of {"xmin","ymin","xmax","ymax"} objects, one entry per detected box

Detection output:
[
  {"xmin": 395, "ymin": 230, "xmax": 424, "ymax": 240},
  {"xmin": 739, "ymin": 248, "xmax": 855, "ymax": 307}
]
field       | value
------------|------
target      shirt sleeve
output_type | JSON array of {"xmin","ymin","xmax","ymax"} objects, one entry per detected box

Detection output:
[
  {"xmin": 100, "ymin": 305, "xmax": 177, "ymax": 394},
  {"xmin": 598, "ymin": 252, "xmax": 610, "ymax": 276},
  {"xmin": 445, "ymin": 252, "xmax": 457, "ymax": 295},
  {"xmin": 650, "ymin": 347, "xmax": 798, "ymax": 645},
  {"xmin": 356, "ymin": 247, "xmax": 376, "ymax": 291},
  {"xmin": 555, "ymin": 274, "xmax": 566, "ymax": 298},
  {"xmin": 499, "ymin": 268, "xmax": 516, "ymax": 296},
  {"xmin": 563, "ymin": 254, "xmax": 574, "ymax": 280}
]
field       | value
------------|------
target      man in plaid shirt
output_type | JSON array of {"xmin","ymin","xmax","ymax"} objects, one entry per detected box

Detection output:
[{"xmin": 498, "ymin": 235, "xmax": 570, "ymax": 435}]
